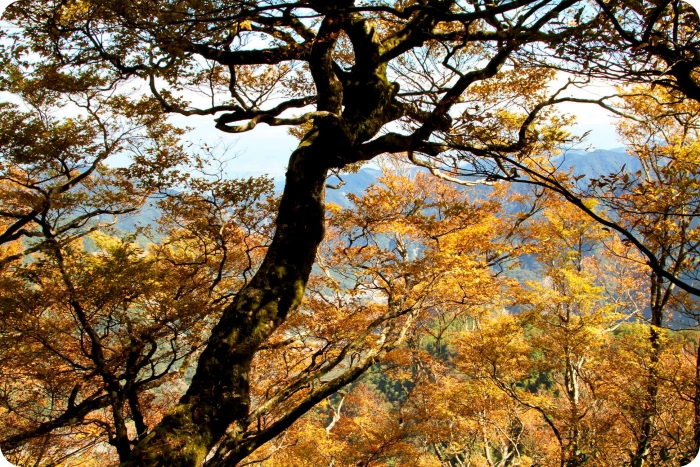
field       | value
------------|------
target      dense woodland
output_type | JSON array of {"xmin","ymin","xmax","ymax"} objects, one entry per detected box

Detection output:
[{"xmin": 0, "ymin": 0, "xmax": 699, "ymax": 466}]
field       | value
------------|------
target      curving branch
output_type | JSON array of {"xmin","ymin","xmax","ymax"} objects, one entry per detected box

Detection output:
[
  {"xmin": 215, "ymin": 110, "xmax": 337, "ymax": 133},
  {"xmin": 1, "ymin": 392, "xmax": 110, "ymax": 452}
]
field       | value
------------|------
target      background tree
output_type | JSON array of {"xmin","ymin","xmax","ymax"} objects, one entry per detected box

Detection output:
[
  {"xmin": 605, "ymin": 86, "xmax": 700, "ymax": 466},
  {"xmin": 242, "ymin": 182, "xmax": 699, "ymax": 467},
  {"xmin": 0, "ymin": 71, "xmax": 188, "ymax": 267},
  {"xmin": 0, "ymin": 174, "xmax": 275, "ymax": 466},
  {"xmin": 233, "ymin": 167, "xmax": 537, "ymax": 467}
]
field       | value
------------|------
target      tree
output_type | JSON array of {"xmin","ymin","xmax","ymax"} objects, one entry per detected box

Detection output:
[
  {"xmin": 0, "ymin": 174, "xmax": 275, "ymax": 466},
  {"xmin": 603, "ymin": 86, "xmax": 700, "ymax": 465},
  {"xmin": 2, "ymin": 1, "xmax": 700, "ymax": 465},
  {"xmin": 453, "ymin": 196, "xmax": 698, "ymax": 467},
  {"xmin": 235, "ymin": 167, "xmax": 536, "ymax": 467},
  {"xmin": 0, "ymin": 70, "xmax": 189, "ymax": 267},
  {"xmin": 1, "ymin": 164, "xmax": 526, "ymax": 466}
]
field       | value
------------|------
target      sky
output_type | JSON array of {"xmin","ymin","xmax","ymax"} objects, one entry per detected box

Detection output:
[
  {"xmin": 167, "ymin": 113, "xmax": 298, "ymax": 180},
  {"xmin": 0, "ymin": 0, "xmax": 697, "ymax": 182},
  {"xmin": 167, "ymin": 88, "xmax": 625, "ymax": 181}
]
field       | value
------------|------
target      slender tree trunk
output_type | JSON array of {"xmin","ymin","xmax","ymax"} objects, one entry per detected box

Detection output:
[
  {"xmin": 632, "ymin": 326, "xmax": 660, "ymax": 467},
  {"xmin": 631, "ymin": 272, "xmax": 665, "ymax": 467},
  {"xmin": 693, "ymin": 333, "xmax": 700, "ymax": 456},
  {"xmin": 563, "ymin": 354, "xmax": 582, "ymax": 467},
  {"xmin": 482, "ymin": 415, "xmax": 495, "ymax": 467}
]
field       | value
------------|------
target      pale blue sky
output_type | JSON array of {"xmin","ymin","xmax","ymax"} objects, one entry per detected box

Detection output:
[
  {"xmin": 170, "ymin": 107, "xmax": 623, "ymax": 181},
  {"xmin": 3, "ymin": 0, "xmax": 697, "ymax": 181}
]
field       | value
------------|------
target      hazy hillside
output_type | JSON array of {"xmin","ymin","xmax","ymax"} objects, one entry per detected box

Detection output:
[
  {"xmin": 554, "ymin": 147, "xmax": 641, "ymax": 181},
  {"xmin": 322, "ymin": 147, "xmax": 637, "ymax": 207},
  {"xmin": 114, "ymin": 148, "xmax": 637, "ymax": 231}
]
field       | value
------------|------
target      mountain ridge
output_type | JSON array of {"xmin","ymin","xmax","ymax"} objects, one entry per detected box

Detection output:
[{"xmin": 116, "ymin": 147, "xmax": 637, "ymax": 228}]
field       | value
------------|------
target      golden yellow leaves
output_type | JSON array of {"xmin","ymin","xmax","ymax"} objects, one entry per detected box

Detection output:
[
  {"xmin": 54, "ymin": 0, "xmax": 91, "ymax": 27},
  {"xmin": 221, "ymin": 155, "xmax": 700, "ymax": 467},
  {"xmin": 451, "ymin": 66, "xmax": 575, "ymax": 154}
]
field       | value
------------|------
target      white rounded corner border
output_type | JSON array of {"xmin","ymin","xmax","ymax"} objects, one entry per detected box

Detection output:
[
  {"xmin": 0, "ymin": 448, "xmax": 14, "ymax": 467},
  {"xmin": 0, "ymin": 0, "xmax": 699, "ymax": 466}
]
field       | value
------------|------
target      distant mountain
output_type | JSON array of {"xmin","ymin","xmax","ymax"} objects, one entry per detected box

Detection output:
[
  {"xmin": 534, "ymin": 146, "xmax": 636, "ymax": 180},
  {"xmin": 114, "ymin": 148, "xmax": 642, "ymax": 231},
  {"xmin": 553, "ymin": 147, "xmax": 642, "ymax": 182},
  {"xmin": 114, "ymin": 200, "xmax": 162, "ymax": 232},
  {"xmin": 325, "ymin": 168, "xmax": 383, "ymax": 208},
  {"xmin": 317, "ymin": 148, "xmax": 641, "ymax": 208}
]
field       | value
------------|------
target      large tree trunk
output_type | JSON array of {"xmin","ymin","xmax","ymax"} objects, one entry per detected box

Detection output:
[{"xmin": 123, "ymin": 132, "xmax": 333, "ymax": 467}]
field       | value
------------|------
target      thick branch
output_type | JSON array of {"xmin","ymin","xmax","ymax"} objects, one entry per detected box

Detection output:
[{"xmin": 1, "ymin": 393, "xmax": 110, "ymax": 452}]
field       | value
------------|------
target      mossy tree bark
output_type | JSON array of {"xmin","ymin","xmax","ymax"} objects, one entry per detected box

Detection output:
[
  {"xmin": 124, "ymin": 137, "xmax": 333, "ymax": 467},
  {"xmin": 121, "ymin": 7, "xmax": 414, "ymax": 466}
]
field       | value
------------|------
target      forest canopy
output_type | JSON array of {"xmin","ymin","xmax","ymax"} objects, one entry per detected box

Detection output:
[{"xmin": 0, "ymin": 1, "xmax": 699, "ymax": 466}]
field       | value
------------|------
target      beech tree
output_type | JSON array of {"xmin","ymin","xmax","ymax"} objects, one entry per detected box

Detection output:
[
  {"xmin": 452, "ymin": 196, "xmax": 698, "ymax": 467},
  {"xmin": 239, "ymin": 167, "xmax": 534, "ymax": 467},
  {"xmin": 1, "ymin": 0, "xmax": 699, "ymax": 466},
  {"xmin": 607, "ymin": 87, "xmax": 700, "ymax": 465},
  {"xmin": 246, "ymin": 184, "xmax": 696, "ymax": 467},
  {"xmin": 0, "ymin": 174, "xmax": 275, "ymax": 465}
]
